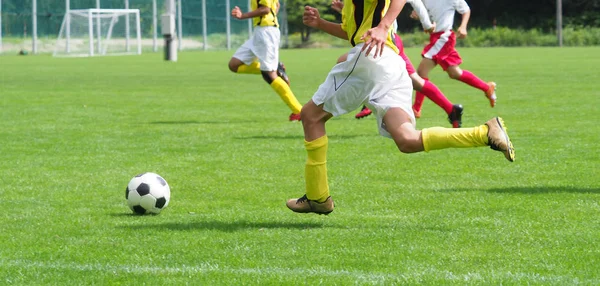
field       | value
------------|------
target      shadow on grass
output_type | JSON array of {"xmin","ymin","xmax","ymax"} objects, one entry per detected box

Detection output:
[
  {"xmin": 235, "ymin": 134, "xmax": 373, "ymax": 140},
  {"xmin": 149, "ymin": 120, "xmax": 259, "ymax": 125},
  {"xmin": 123, "ymin": 220, "xmax": 326, "ymax": 232},
  {"xmin": 440, "ymin": 186, "xmax": 600, "ymax": 194}
]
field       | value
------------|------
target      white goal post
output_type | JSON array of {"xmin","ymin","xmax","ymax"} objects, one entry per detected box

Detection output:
[{"xmin": 54, "ymin": 9, "xmax": 142, "ymax": 57}]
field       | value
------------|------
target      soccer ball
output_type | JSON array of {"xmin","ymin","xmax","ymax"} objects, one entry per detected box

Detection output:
[{"xmin": 125, "ymin": 172, "xmax": 171, "ymax": 215}]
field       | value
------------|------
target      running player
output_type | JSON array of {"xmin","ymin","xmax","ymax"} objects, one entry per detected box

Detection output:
[
  {"xmin": 412, "ymin": 0, "xmax": 497, "ymax": 118},
  {"xmin": 228, "ymin": 0, "xmax": 302, "ymax": 121},
  {"xmin": 285, "ymin": 1, "xmax": 514, "ymax": 215},
  {"xmin": 332, "ymin": 0, "xmax": 464, "ymax": 127}
]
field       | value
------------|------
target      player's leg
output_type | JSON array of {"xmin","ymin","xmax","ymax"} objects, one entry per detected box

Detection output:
[
  {"xmin": 228, "ymin": 57, "xmax": 261, "ymax": 74},
  {"xmin": 286, "ymin": 100, "xmax": 334, "ymax": 214},
  {"xmin": 404, "ymin": 50, "xmax": 460, "ymax": 126},
  {"xmin": 410, "ymin": 72, "xmax": 463, "ymax": 128},
  {"xmin": 414, "ymin": 58, "xmax": 437, "ymax": 116},
  {"xmin": 382, "ymin": 108, "xmax": 515, "ymax": 162},
  {"xmin": 287, "ymin": 48, "xmax": 369, "ymax": 214},
  {"xmin": 255, "ymin": 27, "xmax": 302, "ymax": 119},
  {"xmin": 447, "ymin": 64, "xmax": 497, "ymax": 107},
  {"xmin": 259, "ymin": 70, "xmax": 301, "ymax": 120},
  {"xmin": 229, "ymin": 39, "xmax": 261, "ymax": 74}
]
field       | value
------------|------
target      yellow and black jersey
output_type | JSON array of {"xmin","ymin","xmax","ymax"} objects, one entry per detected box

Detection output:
[
  {"xmin": 252, "ymin": 0, "xmax": 279, "ymax": 27},
  {"xmin": 341, "ymin": 0, "xmax": 399, "ymax": 53}
]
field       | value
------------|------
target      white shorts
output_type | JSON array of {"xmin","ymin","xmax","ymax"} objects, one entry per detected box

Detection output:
[
  {"xmin": 311, "ymin": 44, "xmax": 414, "ymax": 138},
  {"xmin": 232, "ymin": 26, "xmax": 280, "ymax": 72}
]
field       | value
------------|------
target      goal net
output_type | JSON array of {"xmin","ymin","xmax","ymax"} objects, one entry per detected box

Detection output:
[{"xmin": 54, "ymin": 9, "xmax": 141, "ymax": 57}]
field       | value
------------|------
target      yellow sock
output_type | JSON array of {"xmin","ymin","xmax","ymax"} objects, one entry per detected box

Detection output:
[
  {"xmin": 270, "ymin": 77, "xmax": 302, "ymax": 114},
  {"xmin": 305, "ymin": 136, "xmax": 329, "ymax": 202},
  {"xmin": 236, "ymin": 61, "xmax": 261, "ymax": 74},
  {"xmin": 422, "ymin": 125, "xmax": 489, "ymax": 152}
]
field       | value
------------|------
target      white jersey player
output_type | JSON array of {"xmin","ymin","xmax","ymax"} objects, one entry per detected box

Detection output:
[{"xmin": 413, "ymin": 0, "xmax": 498, "ymax": 115}]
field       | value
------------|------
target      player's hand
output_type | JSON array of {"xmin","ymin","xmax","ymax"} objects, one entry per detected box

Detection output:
[
  {"xmin": 410, "ymin": 10, "xmax": 419, "ymax": 20},
  {"xmin": 331, "ymin": 0, "xmax": 343, "ymax": 13},
  {"xmin": 360, "ymin": 25, "xmax": 387, "ymax": 58},
  {"xmin": 424, "ymin": 22, "xmax": 436, "ymax": 34},
  {"xmin": 231, "ymin": 6, "xmax": 243, "ymax": 19},
  {"xmin": 303, "ymin": 6, "xmax": 321, "ymax": 28},
  {"xmin": 457, "ymin": 26, "xmax": 468, "ymax": 39}
]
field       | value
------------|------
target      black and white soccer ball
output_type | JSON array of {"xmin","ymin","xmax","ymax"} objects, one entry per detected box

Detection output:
[{"xmin": 125, "ymin": 172, "xmax": 171, "ymax": 215}]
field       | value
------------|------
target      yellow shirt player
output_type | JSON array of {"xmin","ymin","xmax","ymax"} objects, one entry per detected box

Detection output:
[
  {"xmin": 228, "ymin": 0, "xmax": 302, "ymax": 121},
  {"xmin": 285, "ymin": 0, "xmax": 516, "ymax": 215}
]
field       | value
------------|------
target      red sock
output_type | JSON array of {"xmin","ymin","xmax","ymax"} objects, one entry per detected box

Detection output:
[
  {"xmin": 413, "ymin": 92, "xmax": 425, "ymax": 111},
  {"xmin": 459, "ymin": 70, "xmax": 489, "ymax": 92},
  {"xmin": 420, "ymin": 80, "xmax": 453, "ymax": 114},
  {"xmin": 413, "ymin": 77, "xmax": 427, "ymax": 111}
]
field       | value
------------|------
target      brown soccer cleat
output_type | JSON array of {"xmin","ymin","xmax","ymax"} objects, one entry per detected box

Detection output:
[
  {"xmin": 485, "ymin": 82, "xmax": 497, "ymax": 107},
  {"xmin": 486, "ymin": 117, "xmax": 515, "ymax": 162},
  {"xmin": 286, "ymin": 195, "xmax": 334, "ymax": 215}
]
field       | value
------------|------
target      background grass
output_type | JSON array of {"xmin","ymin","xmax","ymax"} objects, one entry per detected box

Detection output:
[{"xmin": 0, "ymin": 47, "xmax": 599, "ymax": 285}]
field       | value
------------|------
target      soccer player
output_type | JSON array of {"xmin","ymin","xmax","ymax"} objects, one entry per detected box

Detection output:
[
  {"xmin": 286, "ymin": 1, "xmax": 515, "ymax": 215},
  {"xmin": 412, "ymin": 0, "xmax": 497, "ymax": 118},
  {"xmin": 228, "ymin": 0, "xmax": 303, "ymax": 121},
  {"xmin": 332, "ymin": 0, "xmax": 464, "ymax": 128}
]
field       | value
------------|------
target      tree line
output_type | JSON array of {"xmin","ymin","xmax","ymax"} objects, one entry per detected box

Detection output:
[
  {"xmin": 2, "ymin": 0, "xmax": 598, "ymax": 40},
  {"xmin": 285, "ymin": 0, "xmax": 599, "ymax": 42}
]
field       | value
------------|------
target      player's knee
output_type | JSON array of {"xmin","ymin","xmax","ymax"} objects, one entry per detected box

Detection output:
[
  {"xmin": 397, "ymin": 141, "xmax": 420, "ymax": 153},
  {"xmin": 228, "ymin": 61, "xmax": 239, "ymax": 73},
  {"xmin": 447, "ymin": 67, "xmax": 462, "ymax": 79},
  {"xmin": 393, "ymin": 131, "xmax": 421, "ymax": 153},
  {"xmin": 448, "ymin": 71, "xmax": 461, "ymax": 80},
  {"xmin": 261, "ymin": 71, "xmax": 275, "ymax": 84}
]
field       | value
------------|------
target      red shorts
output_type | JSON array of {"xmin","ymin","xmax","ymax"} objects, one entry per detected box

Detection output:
[
  {"xmin": 393, "ymin": 34, "xmax": 416, "ymax": 75},
  {"xmin": 421, "ymin": 30, "xmax": 462, "ymax": 71}
]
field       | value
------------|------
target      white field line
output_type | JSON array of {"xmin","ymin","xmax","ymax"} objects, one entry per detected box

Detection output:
[{"xmin": 1, "ymin": 259, "xmax": 596, "ymax": 284}]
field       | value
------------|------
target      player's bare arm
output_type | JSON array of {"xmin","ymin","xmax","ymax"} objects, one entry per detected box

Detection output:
[
  {"xmin": 303, "ymin": 6, "xmax": 347, "ymax": 40},
  {"xmin": 457, "ymin": 10, "xmax": 470, "ymax": 39},
  {"xmin": 331, "ymin": 0, "xmax": 343, "ymax": 13},
  {"xmin": 408, "ymin": 0, "xmax": 435, "ymax": 33},
  {"xmin": 231, "ymin": 5, "xmax": 270, "ymax": 20},
  {"xmin": 361, "ymin": 0, "xmax": 406, "ymax": 58}
]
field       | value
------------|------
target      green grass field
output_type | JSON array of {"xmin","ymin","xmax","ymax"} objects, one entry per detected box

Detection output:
[{"xmin": 1, "ymin": 47, "xmax": 599, "ymax": 285}]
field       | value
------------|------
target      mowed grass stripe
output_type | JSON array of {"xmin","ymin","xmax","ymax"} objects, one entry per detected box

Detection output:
[{"xmin": 3, "ymin": 259, "xmax": 597, "ymax": 284}]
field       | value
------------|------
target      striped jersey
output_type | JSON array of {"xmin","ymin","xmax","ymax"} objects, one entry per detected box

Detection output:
[
  {"xmin": 341, "ymin": 0, "xmax": 399, "ymax": 54},
  {"xmin": 252, "ymin": 0, "xmax": 279, "ymax": 27}
]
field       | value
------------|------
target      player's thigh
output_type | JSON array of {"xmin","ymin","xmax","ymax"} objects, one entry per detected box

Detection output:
[
  {"xmin": 417, "ymin": 58, "xmax": 436, "ymax": 77},
  {"xmin": 232, "ymin": 39, "xmax": 256, "ymax": 66}
]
